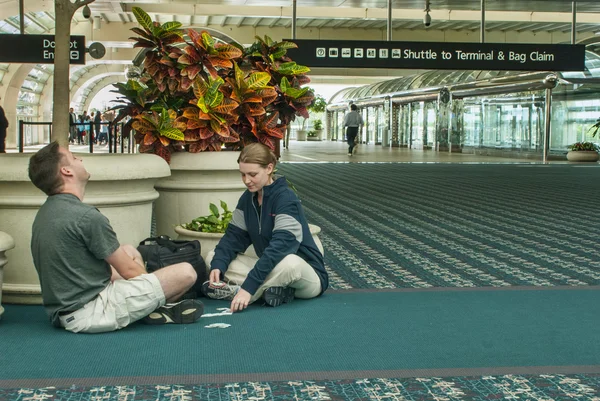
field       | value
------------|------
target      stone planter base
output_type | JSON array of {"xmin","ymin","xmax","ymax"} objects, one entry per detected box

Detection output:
[
  {"xmin": 296, "ymin": 130, "xmax": 307, "ymax": 141},
  {"xmin": 0, "ymin": 231, "xmax": 16, "ymax": 319},
  {"xmin": 154, "ymin": 152, "xmax": 246, "ymax": 239},
  {"xmin": 566, "ymin": 150, "xmax": 599, "ymax": 162},
  {"xmin": 0, "ymin": 153, "xmax": 170, "ymax": 304}
]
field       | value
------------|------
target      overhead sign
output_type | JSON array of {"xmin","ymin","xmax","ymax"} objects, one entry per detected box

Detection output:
[
  {"xmin": 286, "ymin": 39, "xmax": 586, "ymax": 72},
  {"xmin": 0, "ymin": 34, "xmax": 86, "ymax": 65}
]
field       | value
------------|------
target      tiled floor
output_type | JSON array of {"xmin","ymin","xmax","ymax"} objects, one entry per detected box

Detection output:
[
  {"xmin": 279, "ymin": 140, "xmax": 557, "ymax": 164},
  {"xmin": 11, "ymin": 140, "xmax": 566, "ymax": 164}
]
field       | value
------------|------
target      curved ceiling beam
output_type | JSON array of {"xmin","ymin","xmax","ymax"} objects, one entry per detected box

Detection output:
[
  {"xmin": 81, "ymin": 75, "xmax": 124, "ymax": 112},
  {"xmin": 71, "ymin": 69, "xmax": 126, "ymax": 110}
]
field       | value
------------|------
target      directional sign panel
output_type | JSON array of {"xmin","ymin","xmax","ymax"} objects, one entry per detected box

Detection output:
[
  {"xmin": 286, "ymin": 39, "xmax": 586, "ymax": 72},
  {"xmin": 0, "ymin": 34, "xmax": 86, "ymax": 65}
]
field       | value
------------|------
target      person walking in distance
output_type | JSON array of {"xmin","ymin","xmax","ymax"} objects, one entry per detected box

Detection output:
[
  {"xmin": 0, "ymin": 99, "xmax": 9, "ymax": 153},
  {"xmin": 342, "ymin": 104, "xmax": 364, "ymax": 156}
]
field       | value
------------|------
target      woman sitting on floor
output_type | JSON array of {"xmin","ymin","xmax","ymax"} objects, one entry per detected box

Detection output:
[{"xmin": 202, "ymin": 142, "xmax": 329, "ymax": 312}]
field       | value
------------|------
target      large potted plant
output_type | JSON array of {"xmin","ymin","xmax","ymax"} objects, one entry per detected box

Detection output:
[
  {"xmin": 295, "ymin": 94, "xmax": 326, "ymax": 141},
  {"xmin": 313, "ymin": 119, "xmax": 324, "ymax": 141},
  {"xmin": 566, "ymin": 141, "xmax": 599, "ymax": 162},
  {"xmin": 111, "ymin": 7, "xmax": 316, "ymax": 237}
]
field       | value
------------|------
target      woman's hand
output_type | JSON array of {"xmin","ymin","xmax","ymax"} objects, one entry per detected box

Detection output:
[
  {"xmin": 230, "ymin": 288, "xmax": 251, "ymax": 313},
  {"xmin": 209, "ymin": 269, "xmax": 221, "ymax": 284}
]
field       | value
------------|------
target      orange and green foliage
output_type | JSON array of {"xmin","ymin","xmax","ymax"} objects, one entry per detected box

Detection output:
[{"xmin": 111, "ymin": 7, "xmax": 317, "ymax": 162}]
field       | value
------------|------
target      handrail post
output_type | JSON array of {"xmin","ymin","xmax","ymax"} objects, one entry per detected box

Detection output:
[
  {"xmin": 543, "ymin": 87, "xmax": 552, "ymax": 164},
  {"xmin": 18, "ymin": 120, "xmax": 24, "ymax": 153},
  {"xmin": 108, "ymin": 123, "xmax": 112, "ymax": 153},
  {"xmin": 120, "ymin": 124, "xmax": 125, "ymax": 154},
  {"xmin": 571, "ymin": 1, "xmax": 577, "ymax": 44},
  {"xmin": 89, "ymin": 122, "xmax": 93, "ymax": 153}
]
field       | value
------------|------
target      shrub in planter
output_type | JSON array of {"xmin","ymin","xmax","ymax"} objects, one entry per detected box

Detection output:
[
  {"xmin": 566, "ymin": 141, "xmax": 599, "ymax": 162},
  {"xmin": 181, "ymin": 201, "xmax": 232, "ymax": 233},
  {"xmin": 567, "ymin": 141, "xmax": 598, "ymax": 152},
  {"xmin": 111, "ymin": 7, "xmax": 316, "ymax": 163}
]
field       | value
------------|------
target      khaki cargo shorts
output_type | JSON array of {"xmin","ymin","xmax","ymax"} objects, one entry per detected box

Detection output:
[{"xmin": 58, "ymin": 273, "xmax": 166, "ymax": 333}]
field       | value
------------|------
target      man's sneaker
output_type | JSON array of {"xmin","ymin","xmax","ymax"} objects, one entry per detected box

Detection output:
[
  {"xmin": 262, "ymin": 287, "xmax": 295, "ymax": 307},
  {"xmin": 201, "ymin": 281, "xmax": 240, "ymax": 301},
  {"xmin": 143, "ymin": 299, "xmax": 204, "ymax": 325}
]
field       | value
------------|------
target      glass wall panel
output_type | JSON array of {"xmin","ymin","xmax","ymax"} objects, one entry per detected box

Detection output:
[
  {"xmin": 463, "ymin": 102, "xmax": 482, "ymax": 147},
  {"xmin": 550, "ymin": 96, "xmax": 600, "ymax": 151}
]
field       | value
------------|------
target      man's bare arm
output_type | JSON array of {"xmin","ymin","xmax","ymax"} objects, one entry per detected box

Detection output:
[{"xmin": 105, "ymin": 245, "xmax": 146, "ymax": 279}]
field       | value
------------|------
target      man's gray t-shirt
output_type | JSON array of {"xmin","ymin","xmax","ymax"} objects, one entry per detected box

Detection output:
[{"xmin": 31, "ymin": 194, "xmax": 120, "ymax": 327}]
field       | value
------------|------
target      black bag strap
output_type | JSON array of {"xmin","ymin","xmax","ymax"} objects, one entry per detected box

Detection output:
[{"xmin": 139, "ymin": 236, "xmax": 180, "ymax": 252}]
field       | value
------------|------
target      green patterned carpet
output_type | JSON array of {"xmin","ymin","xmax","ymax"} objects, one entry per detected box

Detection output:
[
  {"xmin": 278, "ymin": 163, "xmax": 600, "ymax": 289},
  {"xmin": 3, "ymin": 163, "xmax": 600, "ymax": 401},
  {"xmin": 4, "ymin": 375, "xmax": 600, "ymax": 401}
]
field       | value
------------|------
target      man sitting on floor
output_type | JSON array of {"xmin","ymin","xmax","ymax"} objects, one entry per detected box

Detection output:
[{"xmin": 28, "ymin": 142, "xmax": 204, "ymax": 333}]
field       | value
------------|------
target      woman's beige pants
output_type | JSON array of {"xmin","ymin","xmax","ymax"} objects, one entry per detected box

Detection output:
[{"xmin": 205, "ymin": 251, "xmax": 322, "ymax": 303}]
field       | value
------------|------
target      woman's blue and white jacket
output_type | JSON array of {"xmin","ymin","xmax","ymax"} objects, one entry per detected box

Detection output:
[{"xmin": 210, "ymin": 175, "xmax": 329, "ymax": 296}]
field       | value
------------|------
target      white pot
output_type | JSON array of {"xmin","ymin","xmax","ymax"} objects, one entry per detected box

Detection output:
[
  {"xmin": 154, "ymin": 152, "xmax": 246, "ymax": 239},
  {"xmin": 0, "ymin": 231, "xmax": 15, "ymax": 319},
  {"xmin": 296, "ymin": 130, "xmax": 307, "ymax": 141},
  {"xmin": 174, "ymin": 223, "xmax": 324, "ymax": 262},
  {"xmin": 566, "ymin": 150, "xmax": 599, "ymax": 162},
  {"xmin": 0, "ymin": 153, "xmax": 170, "ymax": 304},
  {"xmin": 174, "ymin": 226, "xmax": 224, "ymax": 262}
]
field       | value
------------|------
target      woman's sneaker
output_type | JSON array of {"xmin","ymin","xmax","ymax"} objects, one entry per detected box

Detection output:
[
  {"xmin": 262, "ymin": 287, "xmax": 295, "ymax": 307},
  {"xmin": 143, "ymin": 299, "xmax": 204, "ymax": 325},
  {"xmin": 201, "ymin": 281, "xmax": 240, "ymax": 300}
]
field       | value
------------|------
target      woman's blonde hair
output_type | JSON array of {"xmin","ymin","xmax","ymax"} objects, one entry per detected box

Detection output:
[{"xmin": 237, "ymin": 143, "xmax": 277, "ymax": 173}]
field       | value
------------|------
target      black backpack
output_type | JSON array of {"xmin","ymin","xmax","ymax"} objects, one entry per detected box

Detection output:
[{"xmin": 137, "ymin": 236, "xmax": 207, "ymax": 298}]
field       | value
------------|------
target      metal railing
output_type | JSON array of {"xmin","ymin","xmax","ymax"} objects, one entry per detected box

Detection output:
[{"xmin": 18, "ymin": 120, "xmax": 134, "ymax": 154}]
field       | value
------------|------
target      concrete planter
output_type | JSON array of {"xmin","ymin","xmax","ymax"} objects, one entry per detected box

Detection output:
[
  {"xmin": 154, "ymin": 151, "xmax": 246, "ymax": 239},
  {"xmin": 174, "ymin": 226, "xmax": 224, "ymax": 261},
  {"xmin": 296, "ymin": 130, "xmax": 307, "ymax": 141},
  {"xmin": 566, "ymin": 150, "xmax": 599, "ymax": 162},
  {"xmin": 0, "ymin": 231, "xmax": 15, "ymax": 319},
  {"xmin": 174, "ymin": 223, "xmax": 324, "ymax": 262},
  {"xmin": 0, "ymin": 153, "xmax": 170, "ymax": 304}
]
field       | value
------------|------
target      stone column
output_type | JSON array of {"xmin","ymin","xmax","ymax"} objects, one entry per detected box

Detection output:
[
  {"xmin": 0, "ymin": 231, "xmax": 15, "ymax": 319},
  {"xmin": 0, "ymin": 153, "xmax": 170, "ymax": 304}
]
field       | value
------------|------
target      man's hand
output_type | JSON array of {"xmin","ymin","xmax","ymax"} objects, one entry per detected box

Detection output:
[{"xmin": 110, "ymin": 267, "xmax": 124, "ymax": 282}]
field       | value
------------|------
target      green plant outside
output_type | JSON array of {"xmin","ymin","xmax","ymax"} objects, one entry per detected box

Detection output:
[
  {"xmin": 567, "ymin": 141, "xmax": 598, "ymax": 151},
  {"xmin": 313, "ymin": 119, "xmax": 323, "ymax": 130},
  {"xmin": 588, "ymin": 117, "xmax": 600, "ymax": 138}
]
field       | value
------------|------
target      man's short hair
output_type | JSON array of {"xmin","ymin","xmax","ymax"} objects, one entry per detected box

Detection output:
[
  {"xmin": 28, "ymin": 141, "xmax": 65, "ymax": 195},
  {"xmin": 350, "ymin": 104, "xmax": 358, "ymax": 111}
]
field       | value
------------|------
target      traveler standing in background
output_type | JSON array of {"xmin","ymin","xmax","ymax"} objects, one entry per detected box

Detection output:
[
  {"xmin": 343, "ymin": 104, "xmax": 364, "ymax": 156},
  {"xmin": 69, "ymin": 108, "xmax": 78, "ymax": 145},
  {"xmin": 93, "ymin": 110, "xmax": 101, "ymax": 145},
  {"xmin": 0, "ymin": 99, "xmax": 9, "ymax": 153}
]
